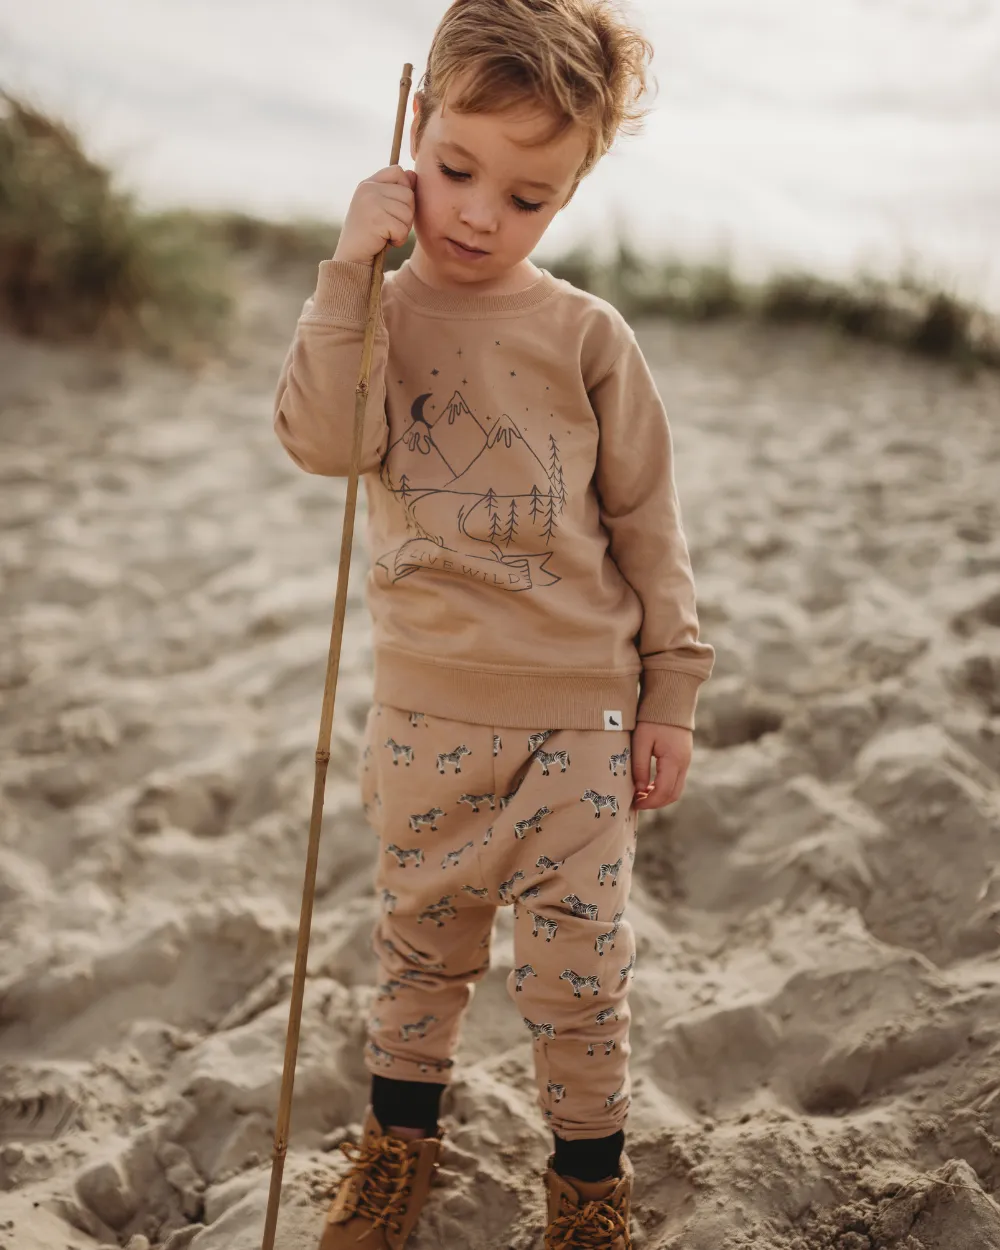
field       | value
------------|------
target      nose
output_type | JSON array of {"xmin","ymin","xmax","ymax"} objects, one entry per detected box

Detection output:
[{"xmin": 458, "ymin": 193, "xmax": 500, "ymax": 236}]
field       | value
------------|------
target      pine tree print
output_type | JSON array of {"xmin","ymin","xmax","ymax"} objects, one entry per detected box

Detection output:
[
  {"xmin": 489, "ymin": 510, "xmax": 503, "ymax": 543},
  {"xmin": 529, "ymin": 484, "xmax": 543, "ymax": 522},
  {"xmin": 485, "ymin": 487, "xmax": 499, "ymax": 517},
  {"xmin": 398, "ymin": 473, "xmax": 413, "ymax": 504},
  {"xmin": 502, "ymin": 498, "xmax": 519, "ymax": 548},
  {"xmin": 541, "ymin": 486, "xmax": 558, "ymax": 540},
  {"xmin": 548, "ymin": 435, "xmax": 567, "ymax": 514}
]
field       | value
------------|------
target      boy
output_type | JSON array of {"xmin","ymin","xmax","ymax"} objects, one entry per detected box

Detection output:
[{"xmin": 273, "ymin": 1, "xmax": 714, "ymax": 1245}]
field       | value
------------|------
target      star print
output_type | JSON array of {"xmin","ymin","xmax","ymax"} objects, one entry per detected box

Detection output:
[
  {"xmin": 431, "ymin": 368, "xmax": 439, "ymax": 376},
  {"xmin": 495, "ymin": 340, "xmax": 500, "ymax": 346},
  {"xmin": 510, "ymin": 371, "xmax": 516, "ymax": 377},
  {"xmin": 462, "ymin": 378, "xmax": 468, "ymax": 384},
  {"xmin": 457, "ymin": 348, "xmax": 463, "ymax": 357}
]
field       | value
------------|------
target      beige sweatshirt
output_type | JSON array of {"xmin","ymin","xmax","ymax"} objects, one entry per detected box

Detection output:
[{"xmin": 274, "ymin": 258, "xmax": 715, "ymax": 731}]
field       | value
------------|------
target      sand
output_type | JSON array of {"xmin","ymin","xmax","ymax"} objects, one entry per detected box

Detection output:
[{"xmin": 2, "ymin": 260, "xmax": 1000, "ymax": 1249}]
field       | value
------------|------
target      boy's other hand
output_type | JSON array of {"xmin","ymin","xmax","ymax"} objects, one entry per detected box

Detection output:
[
  {"xmin": 333, "ymin": 165, "xmax": 417, "ymax": 265},
  {"xmin": 631, "ymin": 722, "xmax": 692, "ymax": 810}
]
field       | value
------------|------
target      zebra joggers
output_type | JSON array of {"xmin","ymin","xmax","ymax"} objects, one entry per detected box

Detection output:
[{"xmin": 359, "ymin": 702, "xmax": 638, "ymax": 1140}]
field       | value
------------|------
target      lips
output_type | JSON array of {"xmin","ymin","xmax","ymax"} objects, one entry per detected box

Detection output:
[{"xmin": 449, "ymin": 238, "xmax": 488, "ymax": 254}]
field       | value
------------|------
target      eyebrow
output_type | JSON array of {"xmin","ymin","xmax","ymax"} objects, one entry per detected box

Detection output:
[{"xmin": 438, "ymin": 140, "xmax": 558, "ymax": 195}]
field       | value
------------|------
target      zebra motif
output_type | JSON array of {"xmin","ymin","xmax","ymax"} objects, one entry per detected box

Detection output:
[
  {"xmin": 595, "ymin": 1007, "xmax": 619, "ymax": 1026},
  {"xmin": 380, "ymin": 889, "xmax": 397, "ymax": 914},
  {"xmin": 408, "ymin": 711, "xmax": 426, "ymax": 728},
  {"xmin": 441, "ymin": 841, "xmax": 474, "ymax": 869},
  {"xmin": 581, "ymin": 789, "xmax": 619, "ymax": 818},
  {"xmin": 381, "ymin": 939, "xmax": 446, "ymax": 972},
  {"xmin": 523, "ymin": 1018, "xmax": 557, "ymax": 1040},
  {"xmin": 384, "ymin": 738, "xmax": 414, "ymax": 766},
  {"xmin": 595, "ymin": 921, "xmax": 620, "ymax": 956},
  {"xmin": 458, "ymin": 792, "xmax": 496, "ymax": 813},
  {"xmin": 587, "ymin": 1040, "xmax": 618, "ymax": 1057},
  {"xmin": 499, "ymin": 774, "xmax": 525, "ymax": 810},
  {"xmin": 400, "ymin": 1014, "xmax": 437, "ymax": 1042},
  {"xmin": 408, "ymin": 808, "xmax": 444, "ymax": 833},
  {"xmin": 493, "ymin": 734, "xmax": 502, "ymax": 756},
  {"xmin": 513, "ymin": 964, "xmax": 537, "ymax": 992},
  {"xmin": 399, "ymin": 968, "xmax": 435, "ymax": 984},
  {"xmin": 546, "ymin": 1082, "xmax": 566, "ymax": 1103},
  {"xmin": 527, "ymin": 730, "xmax": 554, "ymax": 753},
  {"xmin": 437, "ymin": 744, "xmax": 472, "ymax": 774},
  {"xmin": 530, "ymin": 911, "xmax": 559, "ymax": 942},
  {"xmin": 417, "ymin": 896, "xmax": 457, "ymax": 927},
  {"xmin": 418, "ymin": 1057, "xmax": 453, "ymax": 1075},
  {"xmin": 619, "ymin": 952, "xmax": 636, "ymax": 983},
  {"xmin": 562, "ymin": 893, "xmax": 600, "ymax": 922},
  {"xmin": 362, "ymin": 745, "xmax": 372, "ymax": 764},
  {"xmin": 519, "ymin": 885, "xmax": 541, "ymax": 903},
  {"xmin": 598, "ymin": 857, "xmax": 623, "ymax": 887},
  {"xmin": 560, "ymin": 969, "xmax": 602, "ymax": 998},
  {"xmin": 498, "ymin": 870, "xmax": 525, "ymax": 904},
  {"xmin": 605, "ymin": 1086, "xmax": 628, "ymax": 1109},
  {"xmin": 462, "ymin": 884, "xmax": 490, "ymax": 899},
  {"xmin": 625, "ymin": 845, "xmax": 636, "ymax": 864},
  {"xmin": 376, "ymin": 979, "xmax": 404, "ymax": 1000},
  {"xmin": 513, "ymin": 806, "xmax": 552, "ymax": 839},
  {"xmin": 482, "ymin": 825, "xmax": 494, "ymax": 846},
  {"xmin": 366, "ymin": 1040, "xmax": 394, "ymax": 1068},
  {"xmin": 533, "ymin": 748, "xmax": 570, "ymax": 775},
  {"xmin": 609, "ymin": 746, "xmax": 631, "ymax": 776},
  {"xmin": 536, "ymin": 855, "xmax": 564, "ymax": 872},
  {"xmin": 385, "ymin": 845, "xmax": 424, "ymax": 868}
]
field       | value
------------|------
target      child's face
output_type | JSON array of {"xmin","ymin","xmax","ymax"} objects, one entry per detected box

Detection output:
[{"xmin": 409, "ymin": 78, "xmax": 589, "ymax": 285}]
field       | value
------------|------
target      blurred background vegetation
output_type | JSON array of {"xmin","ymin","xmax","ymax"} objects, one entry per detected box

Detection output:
[{"xmin": 2, "ymin": 91, "xmax": 997, "ymax": 370}]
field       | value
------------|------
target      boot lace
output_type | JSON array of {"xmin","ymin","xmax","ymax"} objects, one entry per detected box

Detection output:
[
  {"xmin": 545, "ymin": 1197, "xmax": 631, "ymax": 1249},
  {"xmin": 338, "ymin": 1134, "xmax": 418, "ymax": 1235}
]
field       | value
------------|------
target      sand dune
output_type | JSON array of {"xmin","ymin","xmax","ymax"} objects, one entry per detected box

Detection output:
[{"xmin": 2, "ymin": 266, "xmax": 1000, "ymax": 1248}]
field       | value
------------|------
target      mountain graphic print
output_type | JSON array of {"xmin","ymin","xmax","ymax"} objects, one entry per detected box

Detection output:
[{"xmin": 377, "ymin": 389, "xmax": 568, "ymax": 593}]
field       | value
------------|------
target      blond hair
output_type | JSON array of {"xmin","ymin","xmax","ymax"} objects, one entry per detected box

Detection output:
[{"xmin": 414, "ymin": 0, "xmax": 655, "ymax": 189}]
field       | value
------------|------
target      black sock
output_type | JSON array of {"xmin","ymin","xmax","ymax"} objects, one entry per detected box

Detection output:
[
  {"xmin": 370, "ymin": 1075, "xmax": 445, "ymax": 1135},
  {"xmin": 552, "ymin": 1130, "xmax": 625, "ymax": 1183}
]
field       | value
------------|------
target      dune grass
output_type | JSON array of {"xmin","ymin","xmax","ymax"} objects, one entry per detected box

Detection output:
[
  {"xmin": 0, "ymin": 92, "xmax": 231, "ymax": 358},
  {"xmin": 2, "ymin": 90, "xmax": 997, "ymax": 370}
]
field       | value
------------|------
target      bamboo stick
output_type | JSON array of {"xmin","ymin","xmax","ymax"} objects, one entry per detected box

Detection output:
[{"xmin": 260, "ymin": 62, "xmax": 414, "ymax": 1250}]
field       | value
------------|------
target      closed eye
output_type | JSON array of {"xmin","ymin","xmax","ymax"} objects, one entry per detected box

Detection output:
[{"xmin": 437, "ymin": 161, "xmax": 544, "ymax": 214}]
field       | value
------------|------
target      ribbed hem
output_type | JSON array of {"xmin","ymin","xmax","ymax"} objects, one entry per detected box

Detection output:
[
  {"xmin": 374, "ymin": 646, "xmax": 640, "ymax": 731},
  {"xmin": 637, "ymin": 669, "xmax": 705, "ymax": 731},
  {"xmin": 305, "ymin": 259, "xmax": 379, "ymax": 324},
  {"xmin": 390, "ymin": 259, "xmax": 560, "ymax": 318}
]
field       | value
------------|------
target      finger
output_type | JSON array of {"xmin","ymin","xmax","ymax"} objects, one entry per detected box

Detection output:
[
  {"xmin": 636, "ymin": 765, "xmax": 678, "ymax": 809},
  {"xmin": 377, "ymin": 183, "xmax": 416, "ymax": 206},
  {"xmin": 369, "ymin": 164, "xmax": 414, "ymax": 186}
]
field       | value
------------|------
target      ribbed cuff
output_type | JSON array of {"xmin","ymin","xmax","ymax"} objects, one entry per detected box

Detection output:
[
  {"xmin": 305, "ymin": 259, "xmax": 377, "ymax": 324},
  {"xmin": 636, "ymin": 669, "xmax": 704, "ymax": 730}
]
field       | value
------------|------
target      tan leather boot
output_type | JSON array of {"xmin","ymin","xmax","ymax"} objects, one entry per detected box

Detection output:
[
  {"xmin": 542, "ymin": 1153, "xmax": 634, "ymax": 1249},
  {"xmin": 318, "ymin": 1108, "xmax": 441, "ymax": 1249}
]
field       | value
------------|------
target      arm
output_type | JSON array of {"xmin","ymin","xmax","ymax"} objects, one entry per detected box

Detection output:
[
  {"xmin": 591, "ymin": 331, "xmax": 715, "ymax": 732},
  {"xmin": 273, "ymin": 259, "xmax": 390, "ymax": 476}
]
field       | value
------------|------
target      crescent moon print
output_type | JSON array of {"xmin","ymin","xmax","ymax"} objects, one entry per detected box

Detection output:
[{"xmin": 376, "ymin": 387, "xmax": 566, "ymax": 593}]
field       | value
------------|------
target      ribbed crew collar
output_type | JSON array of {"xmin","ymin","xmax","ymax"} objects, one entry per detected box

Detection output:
[{"xmin": 390, "ymin": 258, "xmax": 560, "ymax": 317}]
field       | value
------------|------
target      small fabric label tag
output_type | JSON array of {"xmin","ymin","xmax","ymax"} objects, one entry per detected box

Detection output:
[{"xmin": 603, "ymin": 710, "xmax": 623, "ymax": 731}]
